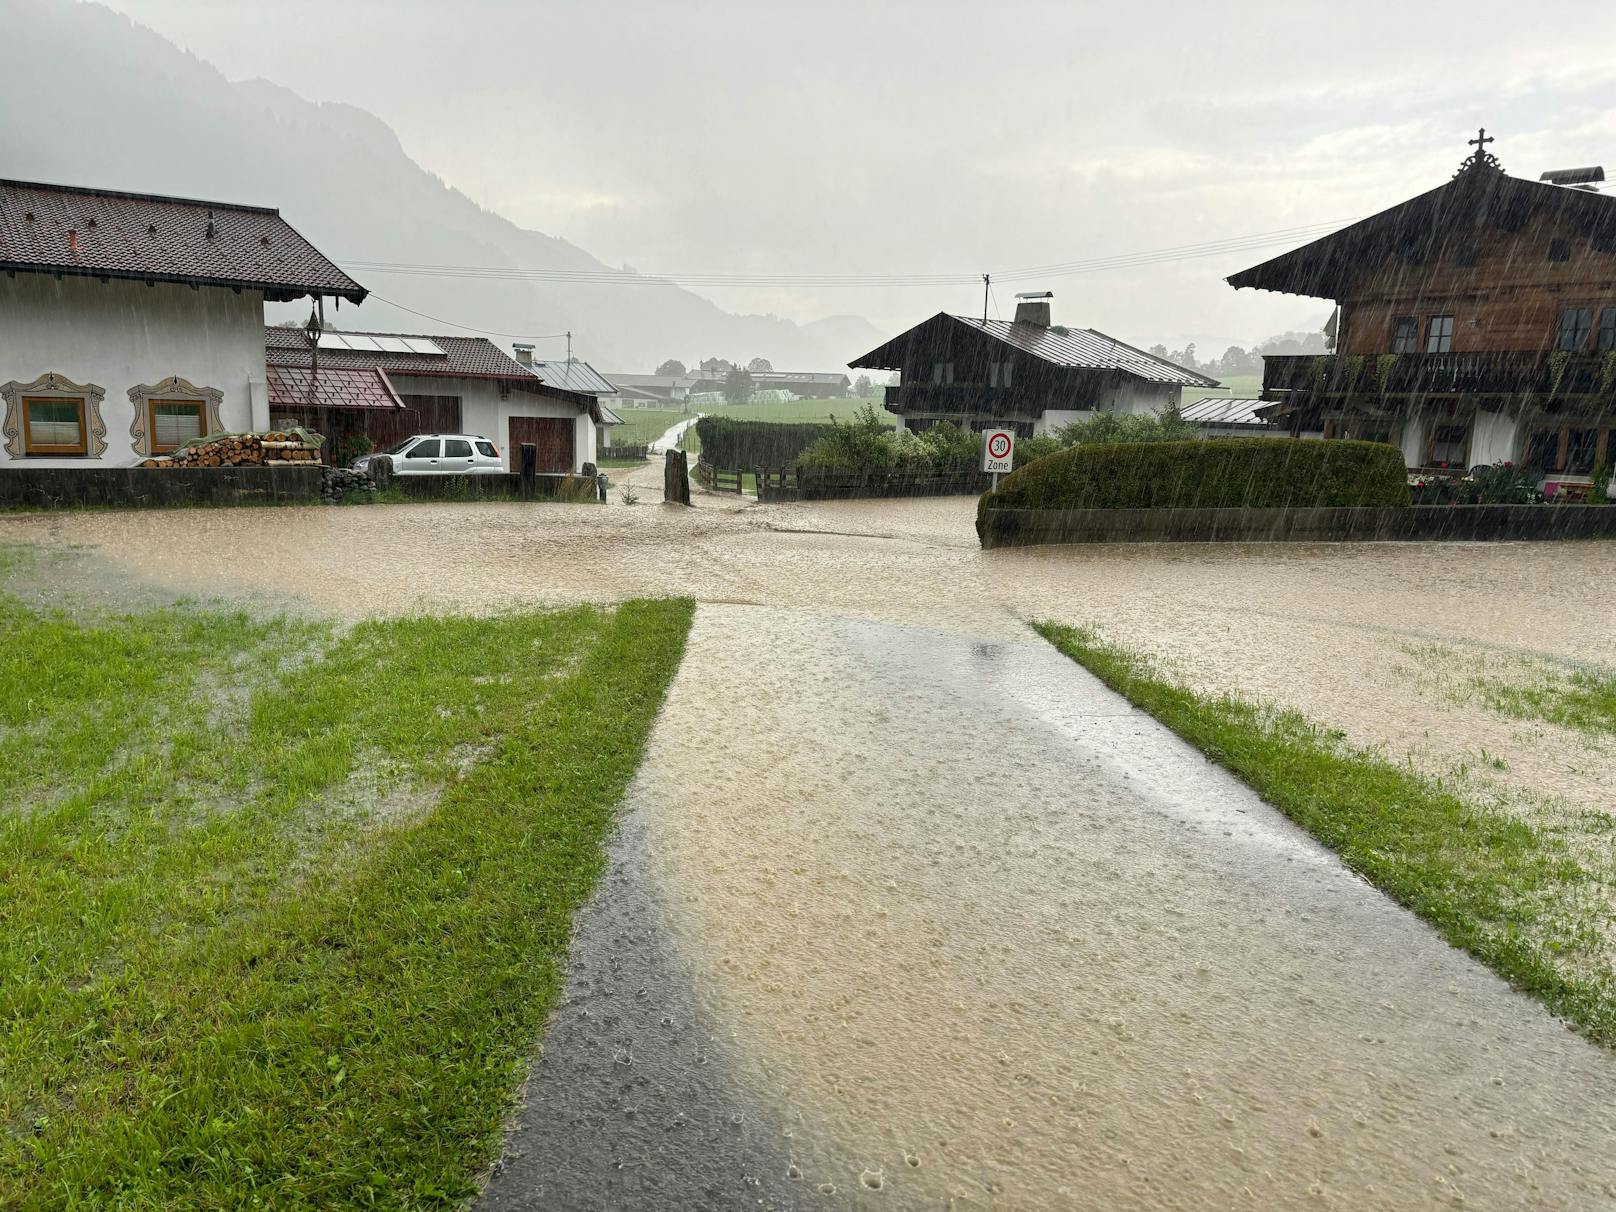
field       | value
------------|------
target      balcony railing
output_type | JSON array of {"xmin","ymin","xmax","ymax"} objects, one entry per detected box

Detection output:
[
  {"xmin": 1262, "ymin": 351, "xmax": 1616, "ymax": 400},
  {"xmin": 882, "ymin": 382, "xmax": 1060, "ymax": 416}
]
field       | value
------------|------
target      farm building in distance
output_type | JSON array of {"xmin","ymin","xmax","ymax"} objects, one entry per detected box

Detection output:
[
  {"xmin": 1180, "ymin": 397, "xmax": 1284, "ymax": 439},
  {"xmin": 0, "ymin": 178, "xmax": 363, "ymax": 466},
  {"xmin": 850, "ymin": 293, "xmax": 1216, "ymax": 437},
  {"xmin": 265, "ymin": 327, "xmax": 602, "ymax": 473},
  {"xmin": 1231, "ymin": 131, "xmax": 1616, "ymax": 493}
]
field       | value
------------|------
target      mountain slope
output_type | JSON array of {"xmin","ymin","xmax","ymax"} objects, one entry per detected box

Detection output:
[{"xmin": 0, "ymin": 0, "xmax": 863, "ymax": 371}]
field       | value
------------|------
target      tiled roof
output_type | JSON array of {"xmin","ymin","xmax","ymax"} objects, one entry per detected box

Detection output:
[
  {"xmin": 948, "ymin": 316, "xmax": 1218, "ymax": 387},
  {"xmin": 267, "ymin": 364, "xmax": 403, "ymax": 411},
  {"xmin": 1180, "ymin": 397, "xmax": 1273, "ymax": 425},
  {"xmin": 265, "ymin": 326, "xmax": 536, "ymax": 382},
  {"xmin": 530, "ymin": 359, "xmax": 619, "ymax": 395},
  {"xmin": 0, "ymin": 179, "xmax": 365, "ymax": 303}
]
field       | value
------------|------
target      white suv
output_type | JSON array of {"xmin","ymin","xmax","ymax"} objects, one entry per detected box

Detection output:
[{"xmin": 354, "ymin": 434, "xmax": 504, "ymax": 476}]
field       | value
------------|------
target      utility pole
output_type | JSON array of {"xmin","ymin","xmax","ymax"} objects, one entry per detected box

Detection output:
[
  {"xmin": 982, "ymin": 273, "xmax": 990, "ymax": 322},
  {"xmin": 566, "ymin": 330, "xmax": 573, "ymax": 364}
]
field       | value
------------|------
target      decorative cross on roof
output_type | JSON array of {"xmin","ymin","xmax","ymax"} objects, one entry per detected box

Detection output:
[{"xmin": 1455, "ymin": 126, "xmax": 1504, "ymax": 177}]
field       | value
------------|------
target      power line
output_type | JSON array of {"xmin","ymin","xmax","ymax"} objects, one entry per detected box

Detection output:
[
  {"xmin": 338, "ymin": 218, "xmax": 1361, "ymax": 292},
  {"xmin": 363, "ymin": 291, "xmax": 572, "ymax": 340}
]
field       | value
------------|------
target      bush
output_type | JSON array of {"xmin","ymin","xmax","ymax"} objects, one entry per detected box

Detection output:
[
  {"xmin": 1053, "ymin": 408, "xmax": 1197, "ymax": 447},
  {"xmin": 693, "ymin": 416, "xmax": 833, "ymax": 468},
  {"xmin": 981, "ymin": 438, "xmax": 1411, "ymax": 518},
  {"xmin": 1013, "ymin": 434, "xmax": 1063, "ymax": 468},
  {"xmin": 1410, "ymin": 463, "xmax": 1544, "ymax": 505}
]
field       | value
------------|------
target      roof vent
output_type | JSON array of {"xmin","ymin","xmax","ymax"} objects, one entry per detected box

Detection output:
[
  {"xmin": 1013, "ymin": 290, "xmax": 1053, "ymax": 328},
  {"xmin": 1540, "ymin": 166, "xmax": 1605, "ymax": 189}
]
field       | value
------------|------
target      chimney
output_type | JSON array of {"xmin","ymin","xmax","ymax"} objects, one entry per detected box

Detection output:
[
  {"xmin": 512, "ymin": 342, "xmax": 534, "ymax": 367},
  {"xmin": 1013, "ymin": 290, "xmax": 1053, "ymax": 328}
]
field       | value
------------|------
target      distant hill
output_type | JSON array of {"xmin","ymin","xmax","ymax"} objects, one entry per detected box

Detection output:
[{"xmin": 0, "ymin": 0, "xmax": 871, "ymax": 371}]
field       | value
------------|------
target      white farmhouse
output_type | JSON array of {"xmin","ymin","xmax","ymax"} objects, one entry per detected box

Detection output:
[{"xmin": 0, "ymin": 178, "xmax": 365, "ymax": 467}]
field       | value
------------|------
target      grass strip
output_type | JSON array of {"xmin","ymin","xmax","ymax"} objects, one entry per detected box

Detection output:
[
  {"xmin": 2, "ymin": 582, "xmax": 693, "ymax": 1208},
  {"xmin": 1035, "ymin": 622, "xmax": 1615, "ymax": 1048}
]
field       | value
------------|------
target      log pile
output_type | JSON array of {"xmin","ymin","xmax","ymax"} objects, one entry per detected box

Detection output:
[{"xmin": 141, "ymin": 430, "xmax": 323, "ymax": 469}]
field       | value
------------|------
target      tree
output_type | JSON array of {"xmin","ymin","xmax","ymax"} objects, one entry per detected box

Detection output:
[
  {"xmin": 747, "ymin": 357, "xmax": 773, "ymax": 373},
  {"xmin": 853, "ymin": 373, "xmax": 873, "ymax": 397},
  {"xmin": 1148, "ymin": 344, "xmax": 1169, "ymax": 359},
  {"xmin": 655, "ymin": 358, "xmax": 687, "ymax": 377},
  {"xmin": 723, "ymin": 367, "xmax": 754, "ymax": 404},
  {"xmin": 699, "ymin": 357, "xmax": 734, "ymax": 374}
]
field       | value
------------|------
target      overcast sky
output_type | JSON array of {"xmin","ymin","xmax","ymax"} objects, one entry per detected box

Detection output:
[{"xmin": 99, "ymin": 0, "xmax": 1616, "ymax": 350}]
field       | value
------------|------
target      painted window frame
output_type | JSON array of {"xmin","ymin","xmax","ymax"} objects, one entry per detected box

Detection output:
[
  {"xmin": 1, "ymin": 373, "xmax": 108, "ymax": 459},
  {"xmin": 22, "ymin": 396, "xmax": 89, "ymax": 456},
  {"xmin": 147, "ymin": 399, "xmax": 206, "ymax": 454},
  {"xmin": 127, "ymin": 377, "xmax": 223, "ymax": 457}
]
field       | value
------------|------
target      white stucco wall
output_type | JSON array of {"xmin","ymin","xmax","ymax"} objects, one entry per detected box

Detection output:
[
  {"xmin": 449, "ymin": 378, "xmax": 594, "ymax": 472},
  {"xmin": 1398, "ymin": 414, "xmax": 1427, "ymax": 467},
  {"xmin": 1470, "ymin": 409, "xmax": 1518, "ymax": 466},
  {"xmin": 0, "ymin": 274, "xmax": 267, "ymax": 467}
]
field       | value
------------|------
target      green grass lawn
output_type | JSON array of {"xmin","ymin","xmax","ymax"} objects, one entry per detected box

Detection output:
[
  {"xmin": 0, "ymin": 546, "xmax": 692, "ymax": 1207},
  {"xmin": 1184, "ymin": 373, "xmax": 1261, "ymax": 400},
  {"xmin": 608, "ymin": 407, "xmax": 690, "ymax": 446},
  {"xmin": 1037, "ymin": 622, "xmax": 1616, "ymax": 1049},
  {"xmin": 709, "ymin": 396, "xmax": 894, "ymax": 426}
]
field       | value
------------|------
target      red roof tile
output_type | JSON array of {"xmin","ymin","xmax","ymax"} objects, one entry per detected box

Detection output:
[
  {"xmin": 266, "ymin": 364, "xmax": 403, "ymax": 410},
  {"xmin": 0, "ymin": 179, "xmax": 365, "ymax": 303}
]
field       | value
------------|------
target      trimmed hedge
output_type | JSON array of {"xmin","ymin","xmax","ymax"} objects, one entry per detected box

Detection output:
[
  {"xmin": 694, "ymin": 416, "xmax": 834, "ymax": 468},
  {"xmin": 980, "ymin": 438, "xmax": 1411, "ymax": 519}
]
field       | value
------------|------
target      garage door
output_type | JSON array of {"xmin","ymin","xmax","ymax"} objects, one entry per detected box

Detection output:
[{"xmin": 509, "ymin": 416, "xmax": 574, "ymax": 473}]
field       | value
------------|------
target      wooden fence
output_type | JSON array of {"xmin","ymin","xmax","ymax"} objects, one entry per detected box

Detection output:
[
  {"xmin": 694, "ymin": 460, "xmax": 747, "ymax": 494},
  {"xmin": 602, "ymin": 443, "xmax": 651, "ymax": 461}
]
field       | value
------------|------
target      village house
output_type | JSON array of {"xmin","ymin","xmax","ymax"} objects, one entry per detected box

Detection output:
[
  {"xmin": 1179, "ymin": 397, "xmax": 1286, "ymax": 439},
  {"xmin": 849, "ymin": 293, "xmax": 1216, "ymax": 437},
  {"xmin": 0, "ymin": 179, "xmax": 364, "ymax": 466},
  {"xmin": 687, "ymin": 369, "xmax": 852, "ymax": 398},
  {"xmin": 1230, "ymin": 132, "xmax": 1616, "ymax": 494},
  {"xmin": 264, "ymin": 328, "xmax": 602, "ymax": 473},
  {"xmin": 512, "ymin": 350, "xmax": 624, "ymax": 451}
]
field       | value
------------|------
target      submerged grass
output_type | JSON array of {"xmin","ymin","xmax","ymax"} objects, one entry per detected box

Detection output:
[
  {"xmin": 1035, "ymin": 622, "xmax": 1616, "ymax": 1049},
  {"xmin": 1398, "ymin": 641, "xmax": 1616, "ymax": 737},
  {"xmin": 0, "ymin": 551, "xmax": 693, "ymax": 1208}
]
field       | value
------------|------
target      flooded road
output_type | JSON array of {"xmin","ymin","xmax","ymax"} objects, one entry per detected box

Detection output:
[
  {"xmin": 5, "ymin": 499, "xmax": 1615, "ymax": 1208},
  {"xmin": 479, "ymin": 605, "xmax": 1616, "ymax": 1210}
]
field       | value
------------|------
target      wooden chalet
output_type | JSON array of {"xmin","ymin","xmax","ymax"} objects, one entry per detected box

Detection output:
[
  {"xmin": 849, "ymin": 294, "xmax": 1216, "ymax": 437},
  {"xmin": 1230, "ymin": 131, "xmax": 1616, "ymax": 493}
]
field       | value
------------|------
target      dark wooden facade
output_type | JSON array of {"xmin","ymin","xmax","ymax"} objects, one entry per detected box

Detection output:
[
  {"xmin": 850, "ymin": 312, "xmax": 1193, "ymax": 437},
  {"xmin": 1230, "ymin": 137, "xmax": 1616, "ymax": 479}
]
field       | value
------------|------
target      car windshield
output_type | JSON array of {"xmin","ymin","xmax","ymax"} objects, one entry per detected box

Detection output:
[{"xmin": 384, "ymin": 437, "xmax": 420, "ymax": 455}]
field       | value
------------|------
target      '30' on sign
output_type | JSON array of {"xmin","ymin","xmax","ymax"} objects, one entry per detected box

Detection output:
[{"xmin": 981, "ymin": 428, "xmax": 1015, "ymax": 473}]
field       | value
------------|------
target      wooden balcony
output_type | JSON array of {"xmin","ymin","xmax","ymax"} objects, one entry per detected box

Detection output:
[
  {"xmin": 882, "ymin": 382, "xmax": 1057, "ymax": 417},
  {"xmin": 1261, "ymin": 351, "xmax": 1616, "ymax": 400}
]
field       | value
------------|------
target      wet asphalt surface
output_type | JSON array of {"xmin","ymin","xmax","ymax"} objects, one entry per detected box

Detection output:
[
  {"xmin": 477, "ymin": 798, "xmax": 819, "ymax": 1212},
  {"xmin": 478, "ymin": 604, "xmax": 1616, "ymax": 1211}
]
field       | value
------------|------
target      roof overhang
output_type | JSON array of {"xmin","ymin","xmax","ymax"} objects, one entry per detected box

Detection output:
[{"xmin": 2, "ymin": 259, "xmax": 367, "ymax": 304}]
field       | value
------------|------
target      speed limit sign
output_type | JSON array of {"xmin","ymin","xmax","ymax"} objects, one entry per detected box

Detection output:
[{"xmin": 981, "ymin": 428, "xmax": 1015, "ymax": 474}]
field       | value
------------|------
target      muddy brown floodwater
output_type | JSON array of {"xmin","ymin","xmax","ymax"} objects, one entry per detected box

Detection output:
[{"xmin": 5, "ymin": 491, "xmax": 1615, "ymax": 1209}]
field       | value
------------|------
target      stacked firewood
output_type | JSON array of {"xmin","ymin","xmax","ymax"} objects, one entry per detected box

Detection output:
[{"xmin": 142, "ymin": 430, "xmax": 323, "ymax": 469}]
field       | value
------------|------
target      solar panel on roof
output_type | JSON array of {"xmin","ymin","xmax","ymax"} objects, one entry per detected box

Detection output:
[
  {"xmin": 341, "ymin": 334, "xmax": 382, "ymax": 352},
  {"xmin": 403, "ymin": 338, "xmax": 446, "ymax": 356},
  {"xmin": 316, "ymin": 333, "xmax": 351, "ymax": 351},
  {"xmin": 373, "ymin": 337, "xmax": 414, "ymax": 353}
]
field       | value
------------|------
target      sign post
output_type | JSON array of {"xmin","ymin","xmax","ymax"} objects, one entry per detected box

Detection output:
[{"xmin": 981, "ymin": 428, "xmax": 1014, "ymax": 490}]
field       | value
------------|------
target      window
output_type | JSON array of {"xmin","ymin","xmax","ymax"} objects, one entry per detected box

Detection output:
[
  {"xmin": 1524, "ymin": 429, "xmax": 1560, "ymax": 472},
  {"xmin": 1548, "ymin": 238, "xmax": 1571, "ymax": 263},
  {"xmin": 475, "ymin": 440, "xmax": 498, "ymax": 458},
  {"xmin": 23, "ymin": 397, "xmax": 87, "ymax": 455},
  {"xmin": 406, "ymin": 439, "xmax": 440, "ymax": 459},
  {"xmin": 148, "ymin": 399, "xmax": 203, "ymax": 453},
  {"xmin": 1424, "ymin": 315, "xmax": 1454, "ymax": 353},
  {"xmin": 443, "ymin": 438, "xmax": 472, "ymax": 457},
  {"xmin": 988, "ymin": 361, "xmax": 1014, "ymax": 388},
  {"xmin": 1391, "ymin": 316, "xmax": 1419, "ymax": 353},
  {"xmin": 1567, "ymin": 428, "xmax": 1600, "ymax": 474},
  {"xmin": 1427, "ymin": 423, "xmax": 1470, "ymax": 467},
  {"xmin": 932, "ymin": 362, "xmax": 945, "ymax": 384},
  {"xmin": 1556, "ymin": 307, "xmax": 1593, "ymax": 351},
  {"xmin": 1599, "ymin": 309, "xmax": 1616, "ymax": 351}
]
